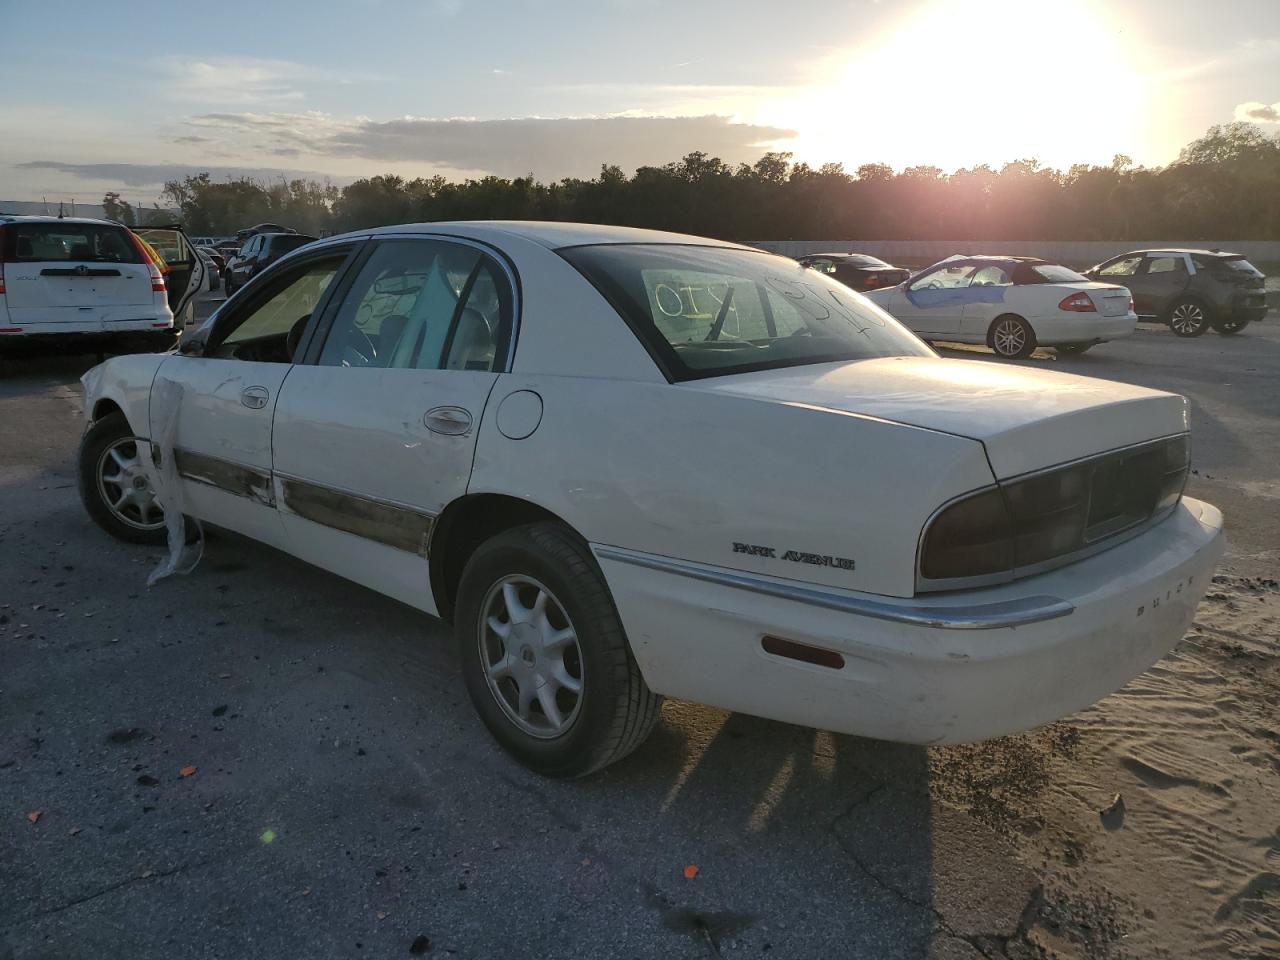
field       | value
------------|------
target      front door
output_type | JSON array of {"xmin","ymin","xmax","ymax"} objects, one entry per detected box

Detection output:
[
  {"xmin": 271, "ymin": 237, "xmax": 515, "ymax": 614},
  {"xmin": 895, "ymin": 260, "xmax": 976, "ymax": 336},
  {"xmin": 1092, "ymin": 254, "xmax": 1146, "ymax": 315},
  {"xmin": 151, "ymin": 246, "xmax": 356, "ymax": 547}
]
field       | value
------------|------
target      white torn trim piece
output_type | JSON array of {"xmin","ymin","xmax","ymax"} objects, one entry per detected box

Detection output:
[
  {"xmin": 80, "ymin": 364, "xmax": 105, "ymax": 422},
  {"xmin": 147, "ymin": 377, "xmax": 204, "ymax": 587}
]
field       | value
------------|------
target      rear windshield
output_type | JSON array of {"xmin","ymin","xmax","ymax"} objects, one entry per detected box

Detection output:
[
  {"xmin": 844, "ymin": 255, "xmax": 891, "ymax": 267},
  {"xmin": 267, "ymin": 235, "xmax": 316, "ymax": 252},
  {"xmin": 3, "ymin": 223, "xmax": 141, "ymax": 264},
  {"xmin": 1027, "ymin": 264, "xmax": 1088, "ymax": 283},
  {"xmin": 1219, "ymin": 257, "xmax": 1264, "ymax": 277},
  {"xmin": 560, "ymin": 244, "xmax": 932, "ymax": 380}
]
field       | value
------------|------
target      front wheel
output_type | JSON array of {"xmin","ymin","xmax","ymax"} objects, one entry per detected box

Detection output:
[
  {"xmin": 78, "ymin": 412, "xmax": 167, "ymax": 545},
  {"xmin": 989, "ymin": 315, "xmax": 1036, "ymax": 359},
  {"xmin": 455, "ymin": 523, "xmax": 662, "ymax": 778},
  {"xmin": 1212, "ymin": 317, "xmax": 1249, "ymax": 335},
  {"xmin": 1168, "ymin": 300, "xmax": 1210, "ymax": 337}
]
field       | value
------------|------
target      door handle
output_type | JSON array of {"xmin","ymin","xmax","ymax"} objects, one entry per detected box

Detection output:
[
  {"xmin": 424, "ymin": 406, "xmax": 473, "ymax": 436},
  {"xmin": 240, "ymin": 385, "xmax": 270, "ymax": 410}
]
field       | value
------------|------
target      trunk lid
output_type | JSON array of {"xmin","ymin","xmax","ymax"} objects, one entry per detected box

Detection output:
[
  {"xmin": 686, "ymin": 356, "xmax": 1187, "ymax": 479},
  {"xmin": 1058, "ymin": 281, "xmax": 1131, "ymax": 317}
]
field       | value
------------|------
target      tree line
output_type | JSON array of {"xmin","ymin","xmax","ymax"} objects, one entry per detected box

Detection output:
[{"xmin": 113, "ymin": 122, "xmax": 1280, "ymax": 241}]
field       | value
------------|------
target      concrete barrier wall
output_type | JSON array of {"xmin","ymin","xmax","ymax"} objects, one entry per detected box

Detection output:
[{"xmin": 749, "ymin": 239, "xmax": 1280, "ymax": 270}]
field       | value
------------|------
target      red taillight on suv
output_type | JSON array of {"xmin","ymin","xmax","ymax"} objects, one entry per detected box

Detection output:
[
  {"xmin": 126, "ymin": 230, "xmax": 167, "ymax": 292},
  {"xmin": 1058, "ymin": 292, "xmax": 1096, "ymax": 313}
]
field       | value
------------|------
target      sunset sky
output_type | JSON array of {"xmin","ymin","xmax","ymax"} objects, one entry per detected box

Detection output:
[{"xmin": 3, "ymin": 0, "xmax": 1278, "ymax": 203}]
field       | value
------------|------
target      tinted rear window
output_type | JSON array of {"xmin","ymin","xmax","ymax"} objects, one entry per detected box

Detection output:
[
  {"xmin": 1028, "ymin": 264, "xmax": 1088, "ymax": 283},
  {"xmin": 560, "ymin": 244, "xmax": 932, "ymax": 381},
  {"xmin": 4, "ymin": 223, "xmax": 141, "ymax": 264}
]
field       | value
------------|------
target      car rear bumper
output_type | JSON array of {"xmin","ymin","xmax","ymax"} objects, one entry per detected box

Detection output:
[
  {"xmin": 593, "ymin": 496, "xmax": 1223, "ymax": 744},
  {"xmin": 0, "ymin": 318, "xmax": 175, "ymax": 353},
  {"xmin": 1029, "ymin": 312, "xmax": 1138, "ymax": 345},
  {"xmin": 1225, "ymin": 303, "xmax": 1268, "ymax": 322}
]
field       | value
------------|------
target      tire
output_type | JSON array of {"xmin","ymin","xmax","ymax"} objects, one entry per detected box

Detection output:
[
  {"xmin": 988, "ymin": 315, "xmax": 1036, "ymax": 359},
  {"xmin": 1055, "ymin": 343, "xmax": 1093, "ymax": 355},
  {"xmin": 455, "ymin": 522, "xmax": 662, "ymax": 778},
  {"xmin": 1167, "ymin": 299, "xmax": 1210, "ymax": 337},
  {"xmin": 1212, "ymin": 317, "xmax": 1249, "ymax": 335},
  {"xmin": 78, "ymin": 412, "xmax": 167, "ymax": 545},
  {"xmin": 223, "ymin": 272, "xmax": 235, "ymax": 297}
]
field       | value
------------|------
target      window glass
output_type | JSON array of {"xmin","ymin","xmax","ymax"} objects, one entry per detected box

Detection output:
[
  {"xmin": 216, "ymin": 260, "xmax": 342, "ymax": 357},
  {"xmin": 1147, "ymin": 256, "xmax": 1184, "ymax": 274},
  {"xmin": 134, "ymin": 228, "xmax": 190, "ymax": 264},
  {"xmin": 970, "ymin": 265, "xmax": 1012, "ymax": 286},
  {"xmin": 1029, "ymin": 264, "xmax": 1088, "ymax": 283},
  {"xmin": 560, "ymin": 244, "xmax": 932, "ymax": 380},
  {"xmin": 318, "ymin": 240, "xmax": 509, "ymax": 371},
  {"xmin": 1098, "ymin": 256, "xmax": 1142, "ymax": 277},
  {"xmin": 6, "ymin": 224, "xmax": 141, "ymax": 264},
  {"xmin": 910, "ymin": 262, "xmax": 976, "ymax": 290},
  {"xmin": 804, "ymin": 258, "xmax": 835, "ymax": 274}
]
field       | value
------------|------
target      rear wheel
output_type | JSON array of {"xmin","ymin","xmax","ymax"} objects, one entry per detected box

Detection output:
[
  {"xmin": 989, "ymin": 315, "xmax": 1036, "ymax": 359},
  {"xmin": 78, "ymin": 413, "xmax": 167, "ymax": 545},
  {"xmin": 1055, "ymin": 343, "xmax": 1093, "ymax": 355},
  {"xmin": 455, "ymin": 523, "xmax": 662, "ymax": 778},
  {"xmin": 1167, "ymin": 299, "xmax": 1210, "ymax": 337},
  {"xmin": 1212, "ymin": 316, "xmax": 1249, "ymax": 335}
]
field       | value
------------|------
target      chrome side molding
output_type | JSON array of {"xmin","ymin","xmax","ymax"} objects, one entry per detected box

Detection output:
[{"xmin": 593, "ymin": 544, "xmax": 1074, "ymax": 631}]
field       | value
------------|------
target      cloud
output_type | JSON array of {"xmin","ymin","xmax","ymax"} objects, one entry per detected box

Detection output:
[
  {"xmin": 186, "ymin": 112, "xmax": 797, "ymax": 179},
  {"xmin": 14, "ymin": 160, "xmax": 350, "ymax": 189},
  {"xmin": 1235, "ymin": 100, "xmax": 1280, "ymax": 123}
]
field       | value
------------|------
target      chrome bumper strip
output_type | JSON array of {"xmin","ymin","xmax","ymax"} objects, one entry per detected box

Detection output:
[{"xmin": 593, "ymin": 545, "xmax": 1074, "ymax": 631}]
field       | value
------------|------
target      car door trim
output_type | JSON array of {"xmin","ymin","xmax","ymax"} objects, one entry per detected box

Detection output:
[
  {"xmin": 276, "ymin": 473, "xmax": 437, "ymax": 556},
  {"xmin": 593, "ymin": 544, "xmax": 1074, "ymax": 630},
  {"xmin": 174, "ymin": 449, "xmax": 275, "ymax": 505}
]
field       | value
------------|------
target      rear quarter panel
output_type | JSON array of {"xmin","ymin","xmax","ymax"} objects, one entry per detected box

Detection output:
[{"xmin": 468, "ymin": 375, "xmax": 996, "ymax": 598}]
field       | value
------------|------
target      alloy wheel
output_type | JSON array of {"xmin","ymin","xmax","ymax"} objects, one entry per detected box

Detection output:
[
  {"xmin": 96, "ymin": 438, "xmax": 164, "ymax": 531},
  {"xmin": 992, "ymin": 318, "xmax": 1027, "ymax": 357},
  {"xmin": 478, "ymin": 575, "xmax": 584, "ymax": 739},
  {"xmin": 1170, "ymin": 303, "xmax": 1206, "ymax": 335}
]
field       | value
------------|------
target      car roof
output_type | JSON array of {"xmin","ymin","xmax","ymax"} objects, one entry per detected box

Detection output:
[
  {"xmin": 354, "ymin": 220, "xmax": 754, "ymax": 252},
  {"xmin": 0, "ymin": 215, "xmax": 122, "ymax": 226},
  {"xmin": 1127, "ymin": 248, "xmax": 1244, "ymax": 258},
  {"xmin": 803, "ymin": 252, "xmax": 889, "ymax": 261}
]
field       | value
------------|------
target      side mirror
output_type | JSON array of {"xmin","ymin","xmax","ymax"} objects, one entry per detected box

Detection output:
[{"xmin": 178, "ymin": 335, "xmax": 205, "ymax": 356}]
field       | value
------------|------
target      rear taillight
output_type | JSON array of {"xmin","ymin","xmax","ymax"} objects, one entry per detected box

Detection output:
[
  {"xmin": 1128, "ymin": 295, "xmax": 1135, "ymax": 313},
  {"xmin": 126, "ymin": 230, "xmax": 167, "ymax": 292},
  {"xmin": 864, "ymin": 275, "xmax": 882, "ymax": 289},
  {"xmin": 1058, "ymin": 292, "xmax": 1096, "ymax": 313},
  {"xmin": 0, "ymin": 226, "xmax": 6, "ymax": 295},
  {"xmin": 0, "ymin": 262, "xmax": 6, "ymax": 297}
]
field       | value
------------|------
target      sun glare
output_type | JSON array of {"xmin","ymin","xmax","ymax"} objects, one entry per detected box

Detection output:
[{"xmin": 764, "ymin": 0, "xmax": 1150, "ymax": 174}]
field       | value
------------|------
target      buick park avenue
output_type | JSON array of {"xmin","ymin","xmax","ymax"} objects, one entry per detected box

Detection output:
[{"xmin": 78, "ymin": 222, "xmax": 1224, "ymax": 777}]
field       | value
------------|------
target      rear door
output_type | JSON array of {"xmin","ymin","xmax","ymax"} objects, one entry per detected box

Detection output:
[
  {"xmin": 134, "ymin": 225, "xmax": 205, "ymax": 328},
  {"xmin": 1131, "ymin": 254, "xmax": 1190, "ymax": 317},
  {"xmin": 1, "ymin": 221, "xmax": 154, "ymax": 326},
  {"xmin": 270, "ymin": 236, "xmax": 516, "ymax": 614}
]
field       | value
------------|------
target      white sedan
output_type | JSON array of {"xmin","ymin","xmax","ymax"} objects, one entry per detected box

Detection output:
[
  {"xmin": 863, "ymin": 255, "xmax": 1137, "ymax": 358},
  {"xmin": 78, "ymin": 222, "xmax": 1223, "ymax": 777}
]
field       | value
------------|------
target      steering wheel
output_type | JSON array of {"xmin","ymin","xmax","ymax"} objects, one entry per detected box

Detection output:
[{"xmin": 925, "ymin": 280, "xmax": 943, "ymax": 289}]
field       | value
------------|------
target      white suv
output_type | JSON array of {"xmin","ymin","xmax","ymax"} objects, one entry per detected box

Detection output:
[{"xmin": 0, "ymin": 216, "xmax": 203, "ymax": 351}]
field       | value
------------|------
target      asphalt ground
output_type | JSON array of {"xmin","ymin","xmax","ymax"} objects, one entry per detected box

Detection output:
[{"xmin": 1, "ymin": 300, "xmax": 1277, "ymax": 959}]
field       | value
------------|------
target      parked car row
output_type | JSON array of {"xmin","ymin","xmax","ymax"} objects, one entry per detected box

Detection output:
[
  {"xmin": 803, "ymin": 247, "xmax": 1269, "ymax": 358},
  {"xmin": 78, "ymin": 220, "xmax": 1224, "ymax": 777}
]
